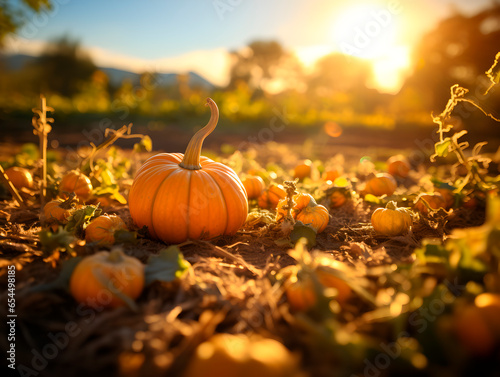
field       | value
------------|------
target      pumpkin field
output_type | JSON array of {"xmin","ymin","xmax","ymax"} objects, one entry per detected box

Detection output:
[{"xmin": 1, "ymin": 48, "xmax": 500, "ymax": 377}]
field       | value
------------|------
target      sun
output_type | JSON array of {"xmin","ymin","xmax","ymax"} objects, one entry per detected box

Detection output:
[{"xmin": 330, "ymin": 2, "xmax": 411, "ymax": 93}]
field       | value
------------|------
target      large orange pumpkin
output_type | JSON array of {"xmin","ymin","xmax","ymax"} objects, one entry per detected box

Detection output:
[{"xmin": 128, "ymin": 99, "xmax": 248, "ymax": 244}]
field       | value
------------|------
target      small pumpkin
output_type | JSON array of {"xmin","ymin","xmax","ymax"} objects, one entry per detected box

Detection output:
[
  {"xmin": 293, "ymin": 160, "xmax": 312, "ymax": 180},
  {"xmin": 414, "ymin": 193, "xmax": 447, "ymax": 214},
  {"xmin": 85, "ymin": 214, "xmax": 128, "ymax": 245},
  {"xmin": 435, "ymin": 187, "xmax": 455, "ymax": 209},
  {"xmin": 330, "ymin": 190, "xmax": 347, "ymax": 208},
  {"xmin": 453, "ymin": 301, "xmax": 497, "ymax": 356},
  {"xmin": 69, "ymin": 248, "xmax": 144, "ymax": 309},
  {"xmin": 43, "ymin": 197, "xmax": 79, "ymax": 230},
  {"xmin": 286, "ymin": 274, "xmax": 317, "ymax": 312},
  {"xmin": 129, "ymin": 99, "xmax": 248, "ymax": 244},
  {"xmin": 5, "ymin": 166, "xmax": 33, "ymax": 189},
  {"xmin": 371, "ymin": 201, "xmax": 412, "ymax": 236},
  {"xmin": 183, "ymin": 333, "xmax": 305, "ymax": 377},
  {"xmin": 242, "ymin": 175, "xmax": 265, "ymax": 199},
  {"xmin": 323, "ymin": 169, "xmax": 340, "ymax": 182},
  {"xmin": 387, "ymin": 156, "xmax": 410, "ymax": 178},
  {"xmin": 60, "ymin": 170, "xmax": 93, "ymax": 200},
  {"xmin": 364, "ymin": 173, "xmax": 397, "ymax": 197},
  {"xmin": 257, "ymin": 184, "xmax": 287, "ymax": 209},
  {"xmin": 277, "ymin": 193, "xmax": 329, "ymax": 233}
]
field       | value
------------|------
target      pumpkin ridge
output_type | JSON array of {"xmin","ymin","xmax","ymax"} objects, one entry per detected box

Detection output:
[
  {"xmin": 148, "ymin": 168, "xmax": 178, "ymax": 239},
  {"xmin": 185, "ymin": 170, "xmax": 192, "ymax": 239},
  {"xmin": 204, "ymin": 170, "xmax": 230, "ymax": 234}
]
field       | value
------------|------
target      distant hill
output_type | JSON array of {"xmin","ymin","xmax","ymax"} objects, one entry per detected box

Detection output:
[{"xmin": 0, "ymin": 53, "xmax": 215, "ymax": 89}]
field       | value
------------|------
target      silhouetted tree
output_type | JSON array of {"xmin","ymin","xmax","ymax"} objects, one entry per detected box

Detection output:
[
  {"xmin": 406, "ymin": 4, "xmax": 500, "ymax": 112},
  {"xmin": 31, "ymin": 37, "xmax": 97, "ymax": 97},
  {"xmin": 0, "ymin": 0, "xmax": 52, "ymax": 47}
]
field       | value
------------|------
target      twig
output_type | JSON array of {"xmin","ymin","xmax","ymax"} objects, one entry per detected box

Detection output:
[{"xmin": 32, "ymin": 95, "xmax": 54, "ymax": 208}]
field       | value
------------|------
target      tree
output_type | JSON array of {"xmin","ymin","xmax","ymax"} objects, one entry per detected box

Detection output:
[
  {"xmin": 31, "ymin": 37, "xmax": 97, "ymax": 97},
  {"xmin": 228, "ymin": 40, "xmax": 286, "ymax": 90},
  {"xmin": 0, "ymin": 0, "xmax": 52, "ymax": 47},
  {"xmin": 405, "ymin": 4, "xmax": 500, "ymax": 112}
]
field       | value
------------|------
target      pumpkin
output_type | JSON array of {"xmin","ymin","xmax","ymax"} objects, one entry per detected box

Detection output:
[
  {"xmin": 129, "ymin": 98, "xmax": 248, "ymax": 244},
  {"xmin": 364, "ymin": 173, "xmax": 397, "ymax": 197},
  {"xmin": 286, "ymin": 274, "xmax": 317, "ymax": 311},
  {"xmin": 330, "ymin": 190, "xmax": 347, "ymax": 208},
  {"xmin": 43, "ymin": 197, "xmax": 80, "ymax": 230},
  {"xmin": 277, "ymin": 193, "xmax": 329, "ymax": 233},
  {"xmin": 5, "ymin": 166, "xmax": 33, "ymax": 189},
  {"xmin": 293, "ymin": 160, "xmax": 312, "ymax": 180},
  {"xmin": 183, "ymin": 333, "xmax": 305, "ymax": 377},
  {"xmin": 316, "ymin": 267, "xmax": 352, "ymax": 305},
  {"xmin": 435, "ymin": 188, "xmax": 455, "ymax": 209},
  {"xmin": 257, "ymin": 184, "xmax": 287, "ymax": 209},
  {"xmin": 371, "ymin": 201, "xmax": 412, "ymax": 236},
  {"xmin": 387, "ymin": 156, "xmax": 410, "ymax": 178},
  {"xmin": 242, "ymin": 175, "xmax": 265, "ymax": 199},
  {"xmin": 69, "ymin": 248, "xmax": 144, "ymax": 309},
  {"xmin": 60, "ymin": 170, "xmax": 93, "ymax": 200},
  {"xmin": 85, "ymin": 214, "xmax": 128, "ymax": 245},
  {"xmin": 323, "ymin": 169, "xmax": 340, "ymax": 182},
  {"xmin": 414, "ymin": 193, "xmax": 447, "ymax": 214},
  {"xmin": 453, "ymin": 292, "xmax": 500, "ymax": 357}
]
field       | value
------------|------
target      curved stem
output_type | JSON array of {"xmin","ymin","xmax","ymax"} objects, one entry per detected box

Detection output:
[{"xmin": 179, "ymin": 98, "xmax": 219, "ymax": 170}]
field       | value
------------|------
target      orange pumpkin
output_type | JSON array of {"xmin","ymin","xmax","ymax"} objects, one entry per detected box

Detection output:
[
  {"xmin": 5, "ymin": 166, "xmax": 33, "ymax": 189},
  {"xmin": 85, "ymin": 214, "xmax": 128, "ymax": 245},
  {"xmin": 242, "ymin": 175, "xmax": 265, "ymax": 199},
  {"xmin": 257, "ymin": 184, "xmax": 287, "ymax": 209},
  {"xmin": 60, "ymin": 170, "xmax": 93, "ymax": 200},
  {"xmin": 69, "ymin": 249, "xmax": 144, "ymax": 309},
  {"xmin": 316, "ymin": 267, "xmax": 352, "ymax": 305},
  {"xmin": 129, "ymin": 99, "xmax": 248, "ymax": 244},
  {"xmin": 364, "ymin": 173, "xmax": 397, "ymax": 197},
  {"xmin": 184, "ymin": 333, "xmax": 305, "ymax": 377},
  {"xmin": 371, "ymin": 201, "xmax": 413, "ymax": 236},
  {"xmin": 330, "ymin": 190, "xmax": 347, "ymax": 208},
  {"xmin": 277, "ymin": 193, "xmax": 329, "ymax": 233},
  {"xmin": 387, "ymin": 156, "xmax": 410, "ymax": 178},
  {"xmin": 323, "ymin": 169, "xmax": 340, "ymax": 182},
  {"xmin": 286, "ymin": 276, "xmax": 317, "ymax": 311},
  {"xmin": 435, "ymin": 188, "xmax": 455, "ymax": 209},
  {"xmin": 43, "ymin": 198, "xmax": 79, "ymax": 230},
  {"xmin": 414, "ymin": 193, "xmax": 447, "ymax": 214},
  {"xmin": 293, "ymin": 160, "xmax": 312, "ymax": 180}
]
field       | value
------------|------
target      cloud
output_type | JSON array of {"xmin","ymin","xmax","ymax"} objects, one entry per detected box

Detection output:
[{"xmin": 3, "ymin": 37, "xmax": 232, "ymax": 87}]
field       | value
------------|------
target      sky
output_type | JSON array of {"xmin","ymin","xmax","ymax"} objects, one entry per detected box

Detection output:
[{"xmin": 3, "ymin": 0, "xmax": 496, "ymax": 93}]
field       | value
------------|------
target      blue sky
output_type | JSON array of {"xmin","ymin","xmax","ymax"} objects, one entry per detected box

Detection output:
[{"xmin": 5, "ymin": 0, "xmax": 495, "ymax": 90}]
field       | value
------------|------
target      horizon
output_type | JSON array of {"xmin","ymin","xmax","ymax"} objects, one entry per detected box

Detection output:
[{"xmin": 2, "ymin": 0, "xmax": 495, "ymax": 94}]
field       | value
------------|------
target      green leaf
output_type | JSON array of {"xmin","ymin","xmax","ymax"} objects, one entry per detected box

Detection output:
[
  {"xmin": 145, "ymin": 246, "xmax": 190, "ymax": 285},
  {"xmin": 434, "ymin": 138, "xmax": 451, "ymax": 157},
  {"xmin": 114, "ymin": 229, "xmax": 137, "ymax": 244},
  {"xmin": 364, "ymin": 193, "xmax": 382, "ymax": 204},
  {"xmin": 38, "ymin": 227, "xmax": 76, "ymax": 256},
  {"xmin": 28, "ymin": 257, "xmax": 82, "ymax": 292},
  {"xmin": 65, "ymin": 205, "xmax": 101, "ymax": 237},
  {"xmin": 290, "ymin": 222, "xmax": 317, "ymax": 248}
]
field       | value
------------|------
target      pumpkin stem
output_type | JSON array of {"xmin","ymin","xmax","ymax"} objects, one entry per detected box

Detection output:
[
  {"xmin": 386, "ymin": 201, "xmax": 398, "ymax": 210},
  {"xmin": 107, "ymin": 248, "xmax": 124, "ymax": 263},
  {"xmin": 179, "ymin": 98, "xmax": 219, "ymax": 170}
]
